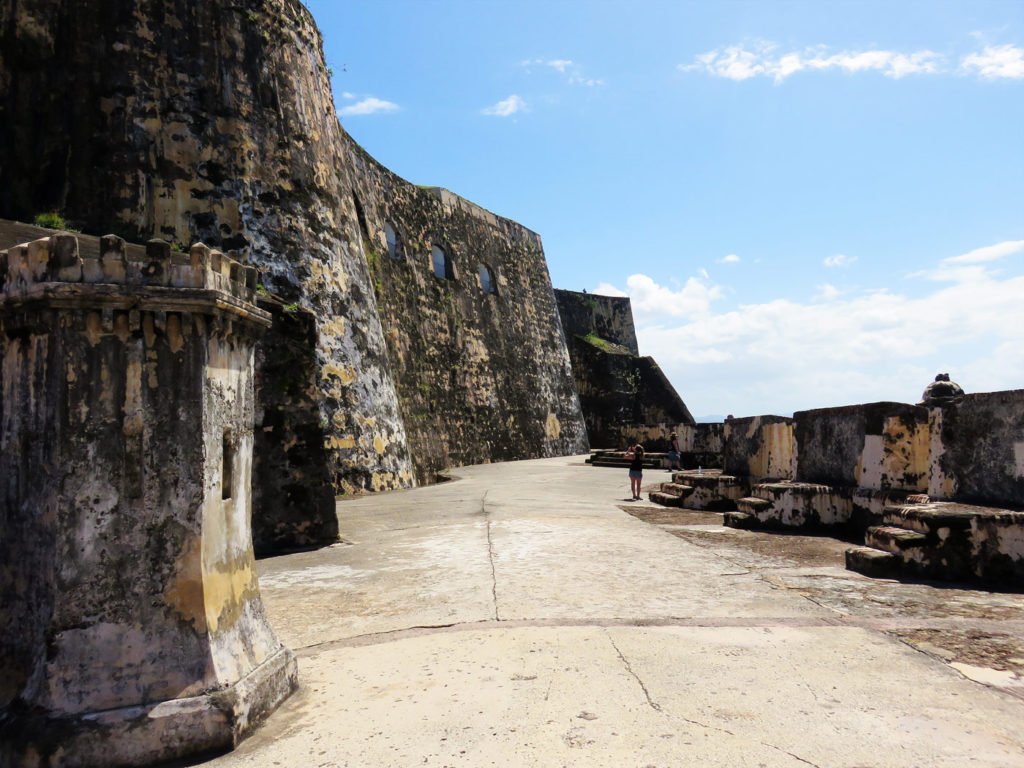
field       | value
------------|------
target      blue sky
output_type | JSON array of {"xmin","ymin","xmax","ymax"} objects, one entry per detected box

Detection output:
[{"xmin": 304, "ymin": 0, "xmax": 1024, "ymax": 418}]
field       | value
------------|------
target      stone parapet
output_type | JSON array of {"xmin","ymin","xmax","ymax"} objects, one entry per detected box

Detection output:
[{"xmin": 1, "ymin": 235, "xmax": 263, "ymax": 313}]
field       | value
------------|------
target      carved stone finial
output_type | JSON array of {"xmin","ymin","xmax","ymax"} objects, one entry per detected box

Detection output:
[{"xmin": 920, "ymin": 373, "xmax": 964, "ymax": 406}]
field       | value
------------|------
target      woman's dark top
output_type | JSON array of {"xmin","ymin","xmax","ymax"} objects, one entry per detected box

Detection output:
[{"xmin": 629, "ymin": 452, "xmax": 644, "ymax": 472}]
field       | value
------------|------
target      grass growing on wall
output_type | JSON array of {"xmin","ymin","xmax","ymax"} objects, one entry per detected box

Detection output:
[{"xmin": 578, "ymin": 332, "xmax": 631, "ymax": 355}]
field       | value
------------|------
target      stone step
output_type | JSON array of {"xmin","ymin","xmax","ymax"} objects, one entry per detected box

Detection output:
[
  {"xmin": 845, "ymin": 546, "xmax": 901, "ymax": 578},
  {"xmin": 736, "ymin": 496, "xmax": 772, "ymax": 515},
  {"xmin": 648, "ymin": 491, "xmax": 687, "ymax": 507},
  {"xmin": 723, "ymin": 511, "xmax": 756, "ymax": 529},
  {"xmin": 659, "ymin": 482, "xmax": 694, "ymax": 498},
  {"xmin": 672, "ymin": 470, "xmax": 728, "ymax": 487},
  {"xmin": 882, "ymin": 503, "xmax": 978, "ymax": 534},
  {"xmin": 865, "ymin": 525, "xmax": 928, "ymax": 554}
]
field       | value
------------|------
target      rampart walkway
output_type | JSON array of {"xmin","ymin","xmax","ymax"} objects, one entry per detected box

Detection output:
[{"xmin": 209, "ymin": 456, "xmax": 1024, "ymax": 767}]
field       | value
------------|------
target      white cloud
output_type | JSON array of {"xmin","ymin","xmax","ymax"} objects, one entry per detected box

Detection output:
[
  {"xmin": 909, "ymin": 239, "xmax": 1024, "ymax": 283},
  {"xmin": 546, "ymin": 59, "xmax": 574, "ymax": 73},
  {"xmin": 338, "ymin": 97, "xmax": 399, "ymax": 116},
  {"xmin": 718, "ymin": 254, "xmax": 741, "ymax": 264},
  {"xmin": 960, "ymin": 44, "xmax": 1024, "ymax": 79},
  {"xmin": 824, "ymin": 253, "xmax": 857, "ymax": 268},
  {"xmin": 944, "ymin": 239, "xmax": 1024, "ymax": 264},
  {"xmin": 340, "ymin": 91, "xmax": 356, "ymax": 100},
  {"xmin": 683, "ymin": 42, "xmax": 944, "ymax": 83},
  {"xmin": 594, "ymin": 273, "xmax": 724, "ymax": 320},
  {"xmin": 593, "ymin": 282, "xmax": 628, "ymax": 298},
  {"xmin": 482, "ymin": 94, "xmax": 526, "ymax": 117},
  {"xmin": 815, "ymin": 282, "xmax": 842, "ymax": 300},
  {"xmin": 608, "ymin": 240, "xmax": 1024, "ymax": 417}
]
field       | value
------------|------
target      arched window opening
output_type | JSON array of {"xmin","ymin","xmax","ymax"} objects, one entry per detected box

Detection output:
[
  {"xmin": 431, "ymin": 244, "xmax": 454, "ymax": 280},
  {"xmin": 385, "ymin": 223, "xmax": 400, "ymax": 259},
  {"xmin": 478, "ymin": 263, "xmax": 497, "ymax": 294}
]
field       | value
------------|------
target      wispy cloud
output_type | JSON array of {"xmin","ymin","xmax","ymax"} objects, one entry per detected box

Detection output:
[
  {"xmin": 682, "ymin": 42, "xmax": 944, "ymax": 83},
  {"xmin": 338, "ymin": 97, "xmax": 399, "ymax": 116},
  {"xmin": 909, "ymin": 239, "xmax": 1024, "ymax": 282},
  {"xmin": 960, "ymin": 44, "xmax": 1024, "ymax": 79},
  {"xmin": 824, "ymin": 253, "xmax": 857, "ymax": 268},
  {"xmin": 682, "ymin": 40, "xmax": 1024, "ymax": 83},
  {"xmin": 596, "ymin": 239, "xmax": 1024, "ymax": 416},
  {"xmin": 482, "ymin": 94, "xmax": 526, "ymax": 117},
  {"xmin": 944, "ymin": 239, "xmax": 1024, "ymax": 264},
  {"xmin": 521, "ymin": 57, "xmax": 605, "ymax": 86},
  {"xmin": 718, "ymin": 254, "xmax": 741, "ymax": 264}
]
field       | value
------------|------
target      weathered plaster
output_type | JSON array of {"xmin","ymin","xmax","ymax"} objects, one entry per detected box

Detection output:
[{"xmin": 0, "ymin": 234, "xmax": 297, "ymax": 765}]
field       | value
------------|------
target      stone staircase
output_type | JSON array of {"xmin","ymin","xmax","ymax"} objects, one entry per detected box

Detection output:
[
  {"xmin": 846, "ymin": 499, "xmax": 1024, "ymax": 585},
  {"xmin": 649, "ymin": 482, "xmax": 693, "ymax": 507},
  {"xmin": 586, "ymin": 449, "xmax": 665, "ymax": 469},
  {"xmin": 647, "ymin": 469, "xmax": 745, "ymax": 511},
  {"xmin": 726, "ymin": 482, "xmax": 856, "ymax": 530}
]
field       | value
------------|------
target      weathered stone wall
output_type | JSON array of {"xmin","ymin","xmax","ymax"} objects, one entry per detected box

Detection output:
[
  {"xmin": 0, "ymin": 234, "xmax": 296, "ymax": 764},
  {"xmin": 554, "ymin": 289, "xmax": 694, "ymax": 449},
  {"xmin": 250, "ymin": 298, "xmax": 338, "ymax": 554},
  {"xmin": 0, "ymin": 0, "xmax": 413, "ymax": 502},
  {"xmin": 554, "ymin": 289, "xmax": 638, "ymax": 355},
  {"xmin": 0, "ymin": 1, "xmax": 592, "ymax": 520},
  {"xmin": 724, "ymin": 415, "xmax": 795, "ymax": 481},
  {"xmin": 794, "ymin": 402, "xmax": 930, "ymax": 491},
  {"xmin": 342, "ymin": 146, "xmax": 588, "ymax": 482},
  {"xmin": 928, "ymin": 390, "xmax": 1024, "ymax": 507}
]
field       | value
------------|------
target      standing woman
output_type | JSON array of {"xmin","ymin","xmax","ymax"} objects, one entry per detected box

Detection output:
[{"xmin": 625, "ymin": 443, "xmax": 645, "ymax": 500}]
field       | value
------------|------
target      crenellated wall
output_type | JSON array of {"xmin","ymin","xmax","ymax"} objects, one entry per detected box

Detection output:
[{"xmin": 717, "ymin": 394, "xmax": 1024, "ymax": 510}]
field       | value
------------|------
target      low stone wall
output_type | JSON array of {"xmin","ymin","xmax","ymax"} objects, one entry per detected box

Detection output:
[
  {"xmin": 794, "ymin": 402, "xmax": 930, "ymax": 491},
  {"xmin": 928, "ymin": 390, "xmax": 1024, "ymax": 508},
  {"xmin": 723, "ymin": 415, "xmax": 795, "ymax": 481}
]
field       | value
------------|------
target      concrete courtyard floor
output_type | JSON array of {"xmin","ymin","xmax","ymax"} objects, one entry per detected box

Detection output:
[{"xmin": 209, "ymin": 456, "xmax": 1024, "ymax": 767}]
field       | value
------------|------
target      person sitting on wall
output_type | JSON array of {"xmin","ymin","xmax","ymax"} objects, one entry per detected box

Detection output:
[
  {"xmin": 625, "ymin": 443, "xmax": 645, "ymax": 501},
  {"xmin": 667, "ymin": 432, "xmax": 681, "ymax": 472}
]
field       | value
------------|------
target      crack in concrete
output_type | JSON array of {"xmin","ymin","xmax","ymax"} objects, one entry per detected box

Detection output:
[
  {"xmin": 482, "ymin": 490, "xmax": 500, "ymax": 622},
  {"xmin": 606, "ymin": 630, "xmax": 662, "ymax": 712},
  {"xmin": 674, "ymin": 715, "xmax": 735, "ymax": 737},
  {"xmin": 759, "ymin": 741, "xmax": 821, "ymax": 767}
]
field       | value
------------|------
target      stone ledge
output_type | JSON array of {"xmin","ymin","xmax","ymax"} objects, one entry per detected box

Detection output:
[
  {"xmin": 0, "ymin": 646, "xmax": 298, "ymax": 768},
  {"xmin": 0, "ymin": 282, "xmax": 272, "ymax": 333}
]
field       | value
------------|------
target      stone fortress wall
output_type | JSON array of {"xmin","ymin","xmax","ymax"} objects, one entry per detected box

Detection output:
[
  {"xmin": 344, "ymin": 139, "xmax": 588, "ymax": 484},
  {"xmin": 555, "ymin": 288, "xmax": 693, "ymax": 451},
  {"xmin": 0, "ymin": 0, "xmax": 588, "ymax": 549}
]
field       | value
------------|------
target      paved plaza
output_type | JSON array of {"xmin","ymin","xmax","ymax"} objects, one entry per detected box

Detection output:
[{"xmin": 208, "ymin": 456, "xmax": 1024, "ymax": 767}]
